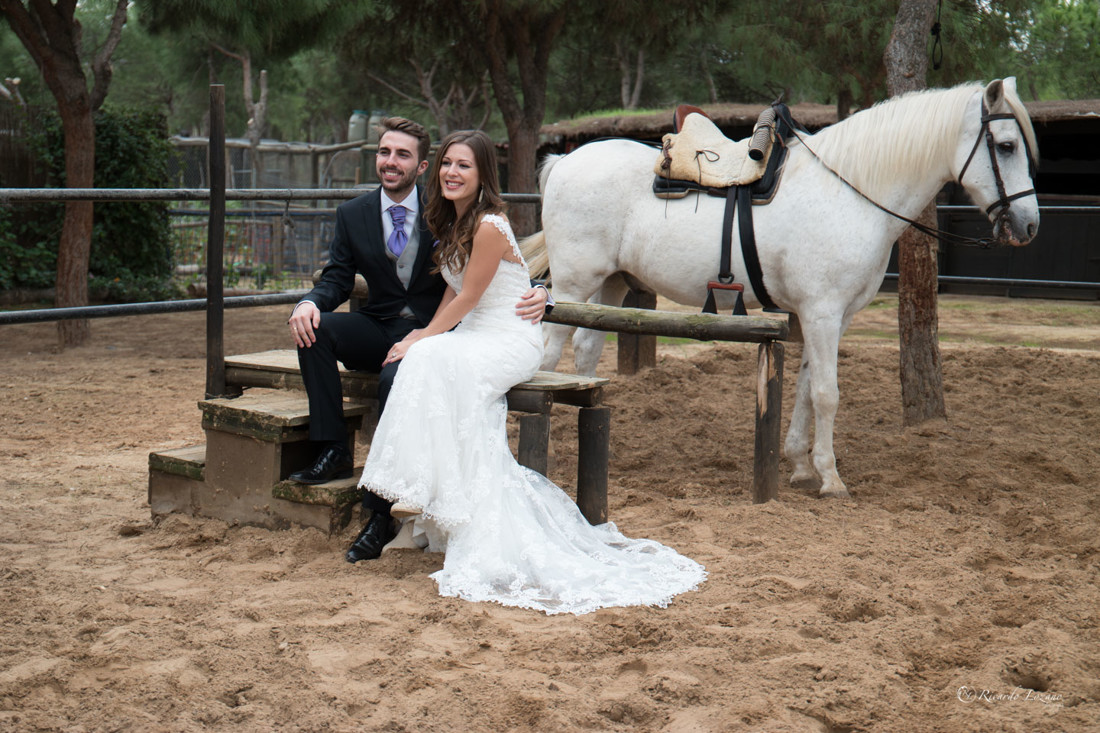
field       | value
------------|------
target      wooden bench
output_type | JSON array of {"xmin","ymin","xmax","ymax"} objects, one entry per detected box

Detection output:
[{"xmin": 149, "ymin": 349, "xmax": 611, "ymax": 534}]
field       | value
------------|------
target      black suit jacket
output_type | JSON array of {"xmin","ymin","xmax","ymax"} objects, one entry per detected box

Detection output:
[{"xmin": 305, "ymin": 188, "xmax": 446, "ymax": 325}]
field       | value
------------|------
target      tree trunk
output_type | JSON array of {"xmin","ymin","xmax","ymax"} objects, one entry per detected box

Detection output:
[
  {"xmin": 836, "ymin": 87, "xmax": 853, "ymax": 121},
  {"xmin": 503, "ymin": 122, "xmax": 539, "ymax": 237},
  {"xmin": 55, "ymin": 104, "xmax": 96, "ymax": 346},
  {"xmin": 473, "ymin": 2, "xmax": 567, "ymax": 238},
  {"xmin": 616, "ymin": 42, "xmax": 631, "ymax": 109},
  {"xmin": 897, "ymin": 202, "xmax": 945, "ymax": 423},
  {"xmin": 2, "ymin": 0, "xmax": 127, "ymax": 348},
  {"xmin": 701, "ymin": 49, "xmax": 718, "ymax": 104},
  {"xmin": 884, "ymin": 0, "xmax": 944, "ymax": 425},
  {"xmin": 628, "ymin": 49, "xmax": 644, "ymax": 110}
]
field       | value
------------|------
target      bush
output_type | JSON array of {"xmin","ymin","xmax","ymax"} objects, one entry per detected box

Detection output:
[{"xmin": 0, "ymin": 107, "xmax": 176, "ymax": 300}]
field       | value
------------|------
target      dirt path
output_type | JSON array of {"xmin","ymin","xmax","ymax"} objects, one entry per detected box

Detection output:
[{"xmin": 1, "ymin": 296, "xmax": 1098, "ymax": 731}]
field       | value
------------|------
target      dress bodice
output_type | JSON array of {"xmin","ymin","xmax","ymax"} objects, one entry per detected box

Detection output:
[{"xmin": 441, "ymin": 214, "xmax": 533, "ymax": 331}]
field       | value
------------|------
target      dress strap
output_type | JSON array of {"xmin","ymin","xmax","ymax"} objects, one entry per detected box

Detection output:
[{"xmin": 481, "ymin": 213, "xmax": 525, "ymax": 265}]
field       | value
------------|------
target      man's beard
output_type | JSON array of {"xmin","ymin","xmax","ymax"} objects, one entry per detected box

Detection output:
[{"xmin": 378, "ymin": 165, "xmax": 418, "ymax": 193}]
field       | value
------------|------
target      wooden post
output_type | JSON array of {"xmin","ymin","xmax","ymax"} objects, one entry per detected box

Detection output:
[
  {"xmin": 753, "ymin": 340, "xmax": 784, "ymax": 503},
  {"xmin": 618, "ymin": 288, "xmax": 658, "ymax": 375},
  {"xmin": 517, "ymin": 413, "xmax": 550, "ymax": 476},
  {"xmin": 205, "ymin": 84, "xmax": 227, "ymax": 399},
  {"xmin": 577, "ymin": 406, "xmax": 610, "ymax": 524}
]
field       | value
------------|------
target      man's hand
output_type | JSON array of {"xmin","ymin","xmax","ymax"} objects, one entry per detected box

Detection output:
[
  {"xmin": 289, "ymin": 301, "xmax": 321, "ymax": 347},
  {"xmin": 515, "ymin": 286, "xmax": 549, "ymax": 324}
]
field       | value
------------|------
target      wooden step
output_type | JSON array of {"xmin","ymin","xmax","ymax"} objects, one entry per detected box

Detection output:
[
  {"xmin": 225, "ymin": 349, "xmax": 610, "ymax": 412},
  {"xmin": 226, "ymin": 350, "xmax": 379, "ymax": 401},
  {"xmin": 199, "ymin": 391, "xmax": 370, "ymax": 442}
]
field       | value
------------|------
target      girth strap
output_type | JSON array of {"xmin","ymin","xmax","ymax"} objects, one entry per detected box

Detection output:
[
  {"xmin": 703, "ymin": 186, "xmax": 747, "ymax": 316},
  {"xmin": 737, "ymin": 184, "xmax": 778, "ymax": 312},
  {"xmin": 702, "ymin": 184, "xmax": 778, "ymax": 315}
]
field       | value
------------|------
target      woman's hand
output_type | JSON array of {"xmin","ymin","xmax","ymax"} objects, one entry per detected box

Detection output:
[{"xmin": 383, "ymin": 331, "xmax": 423, "ymax": 366}]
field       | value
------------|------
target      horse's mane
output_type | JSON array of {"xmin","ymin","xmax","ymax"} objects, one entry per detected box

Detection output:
[{"xmin": 804, "ymin": 81, "xmax": 1037, "ymax": 196}]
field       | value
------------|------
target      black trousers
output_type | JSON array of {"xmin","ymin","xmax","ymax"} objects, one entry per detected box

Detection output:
[{"xmin": 297, "ymin": 310, "xmax": 419, "ymax": 514}]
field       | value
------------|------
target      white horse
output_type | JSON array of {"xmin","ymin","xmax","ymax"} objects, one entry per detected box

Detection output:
[{"xmin": 524, "ymin": 78, "xmax": 1039, "ymax": 498}]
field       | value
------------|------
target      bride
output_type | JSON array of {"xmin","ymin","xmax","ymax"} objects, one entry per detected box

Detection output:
[{"xmin": 358, "ymin": 130, "xmax": 705, "ymax": 615}]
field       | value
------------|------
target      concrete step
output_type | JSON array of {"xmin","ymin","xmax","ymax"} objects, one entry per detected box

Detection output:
[
  {"xmin": 149, "ymin": 441, "xmax": 362, "ymax": 535},
  {"xmin": 148, "ymin": 444, "xmax": 205, "ymax": 517},
  {"xmin": 273, "ymin": 471, "xmax": 364, "ymax": 512},
  {"xmin": 149, "ymin": 444, "xmax": 205, "ymax": 480}
]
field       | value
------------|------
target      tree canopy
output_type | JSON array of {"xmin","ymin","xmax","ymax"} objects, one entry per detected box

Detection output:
[{"xmin": 4, "ymin": 0, "xmax": 1097, "ymax": 145}]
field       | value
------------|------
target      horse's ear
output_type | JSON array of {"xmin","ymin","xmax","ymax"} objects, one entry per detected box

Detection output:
[{"xmin": 984, "ymin": 78, "xmax": 1005, "ymax": 110}]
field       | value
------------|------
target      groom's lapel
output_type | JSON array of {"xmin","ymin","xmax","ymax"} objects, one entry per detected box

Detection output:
[{"xmin": 409, "ymin": 208, "xmax": 436, "ymax": 286}]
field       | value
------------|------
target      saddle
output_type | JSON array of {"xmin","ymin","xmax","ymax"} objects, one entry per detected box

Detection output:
[
  {"xmin": 653, "ymin": 104, "xmax": 793, "ymax": 203},
  {"xmin": 654, "ymin": 111, "xmax": 768, "ymax": 188},
  {"xmin": 651, "ymin": 103, "xmax": 803, "ymax": 315}
]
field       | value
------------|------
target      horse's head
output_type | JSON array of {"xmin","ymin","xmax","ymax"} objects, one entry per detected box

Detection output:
[{"xmin": 954, "ymin": 78, "xmax": 1040, "ymax": 247}]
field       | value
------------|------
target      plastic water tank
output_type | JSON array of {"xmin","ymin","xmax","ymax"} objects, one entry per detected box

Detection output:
[{"xmin": 348, "ymin": 110, "xmax": 369, "ymax": 142}]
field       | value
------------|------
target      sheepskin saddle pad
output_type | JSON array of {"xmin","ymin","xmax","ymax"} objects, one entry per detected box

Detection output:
[{"xmin": 653, "ymin": 111, "xmax": 768, "ymax": 189}]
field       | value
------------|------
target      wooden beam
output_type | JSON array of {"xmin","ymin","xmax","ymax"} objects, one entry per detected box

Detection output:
[{"xmin": 546, "ymin": 301, "xmax": 788, "ymax": 342}]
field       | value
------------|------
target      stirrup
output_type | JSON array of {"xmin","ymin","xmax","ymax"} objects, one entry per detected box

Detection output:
[{"xmin": 703, "ymin": 280, "xmax": 747, "ymax": 316}]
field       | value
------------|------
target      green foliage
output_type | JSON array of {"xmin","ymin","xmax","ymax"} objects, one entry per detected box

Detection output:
[
  {"xmin": 1012, "ymin": 0, "xmax": 1100, "ymax": 99},
  {"xmin": 138, "ymin": 0, "xmax": 363, "ymax": 58},
  {"xmin": 0, "ymin": 108, "xmax": 176, "ymax": 300},
  {"xmin": 0, "ymin": 202, "xmax": 57, "ymax": 291}
]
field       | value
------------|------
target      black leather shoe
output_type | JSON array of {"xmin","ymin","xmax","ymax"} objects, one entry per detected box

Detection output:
[
  {"xmin": 345, "ymin": 511, "xmax": 396, "ymax": 563},
  {"xmin": 289, "ymin": 444, "xmax": 353, "ymax": 485}
]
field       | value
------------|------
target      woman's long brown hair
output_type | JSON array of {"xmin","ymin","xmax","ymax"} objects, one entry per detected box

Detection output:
[{"xmin": 425, "ymin": 130, "xmax": 506, "ymax": 274}]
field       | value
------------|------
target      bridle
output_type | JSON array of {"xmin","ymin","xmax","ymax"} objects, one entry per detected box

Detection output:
[
  {"xmin": 791, "ymin": 95, "xmax": 1037, "ymax": 249},
  {"xmin": 956, "ymin": 102, "xmax": 1037, "ymax": 218}
]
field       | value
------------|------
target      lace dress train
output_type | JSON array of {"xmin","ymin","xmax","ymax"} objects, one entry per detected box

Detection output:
[{"xmin": 359, "ymin": 214, "xmax": 705, "ymax": 615}]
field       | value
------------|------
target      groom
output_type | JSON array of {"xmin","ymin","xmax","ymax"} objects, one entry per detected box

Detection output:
[{"xmin": 287, "ymin": 117, "xmax": 549, "ymax": 563}]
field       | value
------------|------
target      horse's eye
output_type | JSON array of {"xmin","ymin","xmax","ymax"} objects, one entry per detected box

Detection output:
[{"xmin": 997, "ymin": 141, "xmax": 1016, "ymax": 155}]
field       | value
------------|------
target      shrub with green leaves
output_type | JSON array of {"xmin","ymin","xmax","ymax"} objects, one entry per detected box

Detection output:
[{"xmin": 0, "ymin": 107, "xmax": 177, "ymax": 300}]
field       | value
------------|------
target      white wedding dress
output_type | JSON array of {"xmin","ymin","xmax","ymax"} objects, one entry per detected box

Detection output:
[{"xmin": 359, "ymin": 214, "xmax": 705, "ymax": 615}]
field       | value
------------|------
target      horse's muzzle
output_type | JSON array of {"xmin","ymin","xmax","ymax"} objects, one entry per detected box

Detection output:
[{"xmin": 994, "ymin": 208, "xmax": 1039, "ymax": 247}]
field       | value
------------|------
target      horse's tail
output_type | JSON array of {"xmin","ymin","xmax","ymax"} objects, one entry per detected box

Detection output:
[
  {"xmin": 538, "ymin": 153, "xmax": 563, "ymax": 193},
  {"xmin": 519, "ymin": 230, "xmax": 550, "ymax": 280}
]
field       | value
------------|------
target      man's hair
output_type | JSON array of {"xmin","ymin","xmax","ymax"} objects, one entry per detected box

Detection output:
[{"xmin": 378, "ymin": 116, "xmax": 431, "ymax": 164}]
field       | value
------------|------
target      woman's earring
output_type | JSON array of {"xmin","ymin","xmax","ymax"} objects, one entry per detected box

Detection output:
[{"xmin": 478, "ymin": 186, "xmax": 484, "ymax": 204}]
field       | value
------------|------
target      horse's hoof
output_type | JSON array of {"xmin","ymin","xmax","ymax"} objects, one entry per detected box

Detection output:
[
  {"xmin": 818, "ymin": 485, "xmax": 851, "ymax": 499},
  {"xmin": 790, "ymin": 473, "xmax": 822, "ymax": 491}
]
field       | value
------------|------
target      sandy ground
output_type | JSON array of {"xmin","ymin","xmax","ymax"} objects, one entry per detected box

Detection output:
[{"xmin": 1, "ymin": 294, "xmax": 1099, "ymax": 732}]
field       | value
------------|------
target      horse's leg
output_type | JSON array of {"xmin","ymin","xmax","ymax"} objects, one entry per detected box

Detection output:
[
  {"xmin": 785, "ymin": 354, "xmax": 820, "ymax": 490},
  {"xmin": 541, "ymin": 271, "xmax": 612, "ymax": 374},
  {"xmin": 541, "ymin": 322, "xmax": 573, "ymax": 371},
  {"xmin": 572, "ymin": 275, "xmax": 630, "ymax": 375},
  {"xmin": 798, "ymin": 314, "xmax": 849, "ymax": 498}
]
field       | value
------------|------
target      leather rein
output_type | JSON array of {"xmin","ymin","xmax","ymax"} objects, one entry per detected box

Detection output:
[{"xmin": 791, "ymin": 100, "xmax": 1036, "ymax": 249}]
